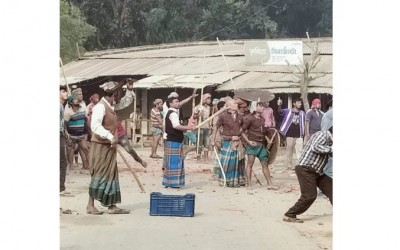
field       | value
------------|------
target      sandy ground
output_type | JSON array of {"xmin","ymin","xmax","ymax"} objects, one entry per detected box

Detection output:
[{"xmin": 60, "ymin": 145, "xmax": 332, "ymax": 250}]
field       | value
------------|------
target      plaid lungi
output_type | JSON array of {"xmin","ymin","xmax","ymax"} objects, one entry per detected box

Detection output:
[
  {"xmin": 88, "ymin": 142, "xmax": 121, "ymax": 207},
  {"xmin": 219, "ymin": 140, "xmax": 246, "ymax": 187},
  {"xmin": 162, "ymin": 141, "xmax": 185, "ymax": 187}
]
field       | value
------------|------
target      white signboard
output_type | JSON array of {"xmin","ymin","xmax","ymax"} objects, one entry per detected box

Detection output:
[{"xmin": 245, "ymin": 41, "xmax": 303, "ymax": 65}]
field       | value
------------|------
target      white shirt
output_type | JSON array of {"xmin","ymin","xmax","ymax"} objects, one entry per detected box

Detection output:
[
  {"xmin": 91, "ymin": 97, "xmax": 115, "ymax": 141},
  {"xmin": 115, "ymin": 89, "xmax": 135, "ymax": 111},
  {"xmin": 163, "ymin": 107, "xmax": 181, "ymax": 139},
  {"xmin": 168, "ymin": 108, "xmax": 181, "ymax": 128},
  {"xmin": 163, "ymin": 103, "xmax": 181, "ymax": 139}
]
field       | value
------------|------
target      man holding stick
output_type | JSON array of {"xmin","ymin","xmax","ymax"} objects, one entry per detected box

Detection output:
[
  {"xmin": 162, "ymin": 96, "xmax": 195, "ymax": 188},
  {"xmin": 211, "ymin": 100, "xmax": 246, "ymax": 187},
  {"xmin": 86, "ymin": 81, "xmax": 131, "ymax": 215},
  {"xmin": 241, "ymin": 104, "xmax": 279, "ymax": 190},
  {"xmin": 116, "ymin": 79, "xmax": 147, "ymax": 168}
]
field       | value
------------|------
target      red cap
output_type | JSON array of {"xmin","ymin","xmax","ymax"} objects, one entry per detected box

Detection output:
[{"xmin": 311, "ymin": 98, "xmax": 321, "ymax": 107}]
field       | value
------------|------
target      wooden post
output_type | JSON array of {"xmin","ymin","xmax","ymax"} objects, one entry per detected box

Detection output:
[
  {"xmin": 196, "ymin": 87, "xmax": 204, "ymax": 156},
  {"xmin": 288, "ymin": 93, "xmax": 292, "ymax": 108},
  {"xmin": 131, "ymin": 89, "xmax": 137, "ymax": 146},
  {"xmin": 141, "ymin": 89, "xmax": 148, "ymax": 136}
]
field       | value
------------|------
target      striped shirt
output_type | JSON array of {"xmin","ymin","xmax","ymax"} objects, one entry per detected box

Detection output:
[
  {"xmin": 64, "ymin": 108, "xmax": 87, "ymax": 136},
  {"xmin": 150, "ymin": 107, "xmax": 162, "ymax": 128},
  {"xmin": 279, "ymin": 108, "xmax": 305, "ymax": 137},
  {"xmin": 297, "ymin": 130, "xmax": 333, "ymax": 175}
]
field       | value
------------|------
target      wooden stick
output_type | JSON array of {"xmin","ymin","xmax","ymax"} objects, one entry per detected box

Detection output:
[
  {"xmin": 216, "ymin": 37, "xmax": 236, "ymax": 90},
  {"xmin": 265, "ymin": 129, "xmax": 278, "ymax": 145},
  {"xmin": 117, "ymin": 147, "xmax": 146, "ymax": 193},
  {"xmin": 59, "ymin": 58, "xmax": 71, "ymax": 94},
  {"xmin": 213, "ymin": 146, "xmax": 226, "ymax": 187},
  {"xmin": 196, "ymin": 87, "xmax": 204, "ymax": 156},
  {"xmin": 196, "ymin": 50, "xmax": 207, "ymax": 156},
  {"xmin": 195, "ymin": 106, "xmax": 228, "ymax": 129},
  {"xmin": 252, "ymin": 170, "xmax": 263, "ymax": 186},
  {"xmin": 267, "ymin": 130, "xmax": 278, "ymax": 150}
]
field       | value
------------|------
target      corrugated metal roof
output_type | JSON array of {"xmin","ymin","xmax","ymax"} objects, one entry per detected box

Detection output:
[
  {"xmin": 267, "ymin": 87, "xmax": 332, "ymax": 94},
  {"xmin": 61, "ymin": 38, "xmax": 332, "ymax": 93},
  {"xmin": 216, "ymin": 72, "xmax": 332, "ymax": 94},
  {"xmin": 84, "ymin": 38, "xmax": 332, "ymax": 59}
]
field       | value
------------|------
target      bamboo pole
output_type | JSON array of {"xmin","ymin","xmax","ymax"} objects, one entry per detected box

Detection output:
[
  {"xmin": 196, "ymin": 87, "xmax": 204, "ymax": 156},
  {"xmin": 216, "ymin": 37, "xmax": 236, "ymax": 90},
  {"xmin": 196, "ymin": 50, "xmax": 207, "ymax": 157},
  {"xmin": 59, "ymin": 58, "xmax": 71, "ymax": 94},
  {"xmin": 195, "ymin": 106, "xmax": 228, "ymax": 129},
  {"xmin": 213, "ymin": 146, "xmax": 226, "ymax": 187},
  {"xmin": 117, "ymin": 147, "xmax": 145, "ymax": 193}
]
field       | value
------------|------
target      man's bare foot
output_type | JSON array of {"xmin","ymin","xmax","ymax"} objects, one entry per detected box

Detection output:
[
  {"xmin": 267, "ymin": 185, "xmax": 279, "ymax": 190},
  {"xmin": 141, "ymin": 161, "xmax": 148, "ymax": 168}
]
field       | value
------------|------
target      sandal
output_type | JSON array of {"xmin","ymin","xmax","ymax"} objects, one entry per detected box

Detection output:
[
  {"xmin": 86, "ymin": 207, "xmax": 104, "ymax": 215},
  {"xmin": 150, "ymin": 155, "xmax": 163, "ymax": 159},
  {"xmin": 108, "ymin": 208, "xmax": 130, "ymax": 214},
  {"xmin": 283, "ymin": 216, "xmax": 303, "ymax": 223}
]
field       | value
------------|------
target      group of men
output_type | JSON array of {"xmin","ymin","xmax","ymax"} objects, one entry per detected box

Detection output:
[
  {"xmin": 157, "ymin": 92, "xmax": 281, "ymax": 189},
  {"xmin": 158, "ymin": 92, "xmax": 333, "ymax": 221},
  {"xmin": 60, "ymin": 81, "xmax": 333, "ymax": 220}
]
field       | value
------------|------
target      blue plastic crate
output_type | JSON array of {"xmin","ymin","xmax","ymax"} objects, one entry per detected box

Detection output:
[{"xmin": 150, "ymin": 192, "xmax": 195, "ymax": 217}]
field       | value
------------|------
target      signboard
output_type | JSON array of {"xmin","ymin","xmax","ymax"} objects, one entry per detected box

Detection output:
[{"xmin": 244, "ymin": 41, "xmax": 303, "ymax": 66}]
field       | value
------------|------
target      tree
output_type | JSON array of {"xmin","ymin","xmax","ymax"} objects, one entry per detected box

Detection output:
[
  {"xmin": 60, "ymin": 0, "xmax": 96, "ymax": 63},
  {"xmin": 269, "ymin": 0, "xmax": 332, "ymax": 38},
  {"xmin": 288, "ymin": 36, "xmax": 326, "ymax": 111}
]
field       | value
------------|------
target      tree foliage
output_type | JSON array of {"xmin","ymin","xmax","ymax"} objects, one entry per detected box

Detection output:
[
  {"xmin": 63, "ymin": 0, "xmax": 332, "ymax": 52},
  {"xmin": 60, "ymin": 0, "xmax": 96, "ymax": 63}
]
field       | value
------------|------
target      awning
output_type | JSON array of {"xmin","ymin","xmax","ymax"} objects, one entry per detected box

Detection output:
[{"xmin": 216, "ymin": 72, "xmax": 332, "ymax": 94}]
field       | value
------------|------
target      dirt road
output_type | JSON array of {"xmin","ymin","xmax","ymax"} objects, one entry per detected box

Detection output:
[{"xmin": 60, "ymin": 146, "xmax": 332, "ymax": 250}]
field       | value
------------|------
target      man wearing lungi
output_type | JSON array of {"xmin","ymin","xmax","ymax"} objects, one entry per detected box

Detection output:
[
  {"xmin": 241, "ymin": 104, "xmax": 278, "ymax": 190},
  {"xmin": 211, "ymin": 100, "xmax": 246, "ymax": 187},
  {"xmin": 162, "ymin": 96, "xmax": 195, "ymax": 188},
  {"xmin": 86, "ymin": 81, "xmax": 130, "ymax": 215}
]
